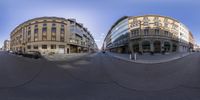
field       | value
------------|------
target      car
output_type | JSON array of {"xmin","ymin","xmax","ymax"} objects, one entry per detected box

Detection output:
[
  {"xmin": 7, "ymin": 50, "xmax": 13, "ymax": 53},
  {"xmin": 102, "ymin": 51, "xmax": 105, "ymax": 53},
  {"xmin": 23, "ymin": 51, "xmax": 41, "ymax": 59},
  {"xmin": 16, "ymin": 50, "xmax": 23, "ymax": 55},
  {"xmin": 6, "ymin": 50, "xmax": 9, "ymax": 53}
]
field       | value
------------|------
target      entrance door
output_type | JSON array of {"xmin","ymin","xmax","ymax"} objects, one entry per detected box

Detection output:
[
  {"xmin": 58, "ymin": 48, "xmax": 64, "ymax": 54},
  {"xmin": 154, "ymin": 41, "xmax": 161, "ymax": 53},
  {"xmin": 142, "ymin": 41, "xmax": 151, "ymax": 53},
  {"xmin": 67, "ymin": 48, "xmax": 69, "ymax": 54},
  {"xmin": 133, "ymin": 43, "xmax": 139, "ymax": 53},
  {"xmin": 172, "ymin": 44, "xmax": 177, "ymax": 52},
  {"xmin": 164, "ymin": 42, "xmax": 171, "ymax": 52},
  {"xmin": 58, "ymin": 45, "xmax": 65, "ymax": 54}
]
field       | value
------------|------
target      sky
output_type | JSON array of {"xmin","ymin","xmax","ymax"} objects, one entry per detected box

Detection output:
[{"xmin": 0, "ymin": 0, "xmax": 200, "ymax": 48}]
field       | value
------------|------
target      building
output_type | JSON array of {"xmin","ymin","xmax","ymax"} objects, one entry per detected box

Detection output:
[
  {"xmin": 103, "ymin": 16, "xmax": 129, "ymax": 53},
  {"xmin": 0, "ymin": 46, "xmax": 3, "ymax": 51},
  {"xmin": 103, "ymin": 15, "xmax": 195, "ymax": 54},
  {"xmin": 194, "ymin": 44, "xmax": 200, "ymax": 52},
  {"xmin": 4, "ymin": 40, "xmax": 10, "ymax": 51},
  {"xmin": 10, "ymin": 17, "xmax": 97, "ymax": 55}
]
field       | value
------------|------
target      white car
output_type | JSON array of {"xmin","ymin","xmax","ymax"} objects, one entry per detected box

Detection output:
[{"xmin": 8, "ymin": 50, "xmax": 13, "ymax": 53}]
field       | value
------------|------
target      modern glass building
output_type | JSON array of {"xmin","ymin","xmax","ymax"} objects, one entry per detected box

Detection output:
[{"xmin": 103, "ymin": 16, "xmax": 129, "ymax": 53}]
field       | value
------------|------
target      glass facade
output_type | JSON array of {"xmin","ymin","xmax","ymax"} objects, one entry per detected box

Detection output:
[
  {"xmin": 110, "ymin": 18, "xmax": 129, "ymax": 43},
  {"xmin": 106, "ymin": 17, "xmax": 129, "ymax": 53}
]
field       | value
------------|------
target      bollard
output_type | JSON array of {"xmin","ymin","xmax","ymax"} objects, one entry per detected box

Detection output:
[
  {"xmin": 134, "ymin": 53, "xmax": 137, "ymax": 60},
  {"xmin": 129, "ymin": 54, "xmax": 132, "ymax": 60}
]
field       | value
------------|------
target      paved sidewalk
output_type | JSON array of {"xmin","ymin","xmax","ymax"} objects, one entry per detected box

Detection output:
[
  {"xmin": 106, "ymin": 52, "xmax": 193, "ymax": 64},
  {"xmin": 43, "ymin": 53, "xmax": 90, "ymax": 61}
]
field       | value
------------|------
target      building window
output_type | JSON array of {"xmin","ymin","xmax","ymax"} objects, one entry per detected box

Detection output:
[
  {"xmin": 61, "ymin": 28, "xmax": 65, "ymax": 33},
  {"xmin": 34, "ymin": 29, "xmax": 38, "ymax": 41},
  {"xmin": 51, "ymin": 27, "xmax": 56, "ymax": 33},
  {"xmin": 27, "ymin": 45, "xmax": 31, "ymax": 49},
  {"xmin": 60, "ymin": 28, "xmax": 65, "ymax": 42},
  {"xmin": 164, "ymin": 23, "xmax": 168, "ymax": 28},
  {"xmin": 59, "ymin": 45, "xmax": 65, "ymax": 48},
  {"xmin": 43, "ymin": 23, "xmax": 47, "ymax": 27},
  {"xmin": 28, "ymin": 37, "xmax": 31, "ymax": 42},
  {"xmin": 143, "ymin": 17, "xmax": 149, "ymax": 26},
  {"xmin": 51, "ymin": 27, "xmax": 56, "ymax": 41},
  {"xmin": 42, "ymin": 45, "xmax": 47, "ymax": 49},
  {"xmin": 60, "ymin": 37, "xmax": 64, "ymax": 42},
  {"xmin": 42, "ymin": 36, "xmax": 47, "ymax": 41},
  {"xmin": 143, "ymin": 17, "xmax": 149, "ymax": 21},
  {"xmin": 33, "ymin": 45, "xmax": 38, "ymax": 49},
  {"xmin": 52, "ymin": 23, "xmax": 56, "ymax": 27},
  {"xmin": 164, "ymin": 18, "xmax": 168, "ymax": 22},
  {"xmin": 164, "ymin": 31, "xmax": 169, "ymax": 36},
  {"xmin": 135, "ymin": 29, "xmax": 139, "ymax": 36},
  {"xmin": 35, "ymin": 25, "xmax": 38, "ymax": 28},
  {"xmin": 155, "ymin": 29, "xmax": 159, "ymax": 35},
  {"xmin": 131, "ymin": 29, "xmax": 139, "ymax": 36},
  {"xmin": 144, "ymin": 29, "xmax": 149, "ymax": 35},
  {"xmin": 172, "ymin": 24, "xmax": 178, "ymax": 30},
  {"xmin": 70, "ymin": 21, "xmax": 74, "ymax": 24},
  {"xmin": 143, "ymin": 22, "xmax": 149, "ymax": 26},
  {"xmin": 61, "ymin": 24, "xmax": 65, "ymax": 28},
  {"xmin": 154, "ymin": 22, "xmax": 159, "ymax": 26},
  {"xmin": 42, "ymin": 28, "xmax": 47, "ymax": 40},
  {"xmin": 34, "ymin": 28, "xmax": 38, "ymax": 33},
  {"xmin": 154, "ymin": 17, "xmax": 159, "ymax": 21},
  {"xmin": 130, "ymin": 21, "xmax": 139, "ymax": 28},
  {"xmin": 51, "ymin": 45, "xmax": 56, "ymax": 49},
  {"xmin": 42, "ymin": 27, "xmax": 47, "ymax": 33},
  {"xmin": 28, "ymin": 30, "xmax": 31, "ymax": 35}
]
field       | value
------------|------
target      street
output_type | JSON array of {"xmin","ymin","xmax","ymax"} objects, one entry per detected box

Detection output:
[{"xmin": 0, "ymin": 51, "xmax": 200, "ymax": 100}]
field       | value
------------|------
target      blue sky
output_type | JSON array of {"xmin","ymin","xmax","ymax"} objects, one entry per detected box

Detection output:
[{"xmin": 0, "ymin": 0, "xmax": 200, "ymax": 48}]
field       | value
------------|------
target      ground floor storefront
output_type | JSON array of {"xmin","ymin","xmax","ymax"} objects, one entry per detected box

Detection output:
[
  {"xmin": 11, "ymin": 41, "xmax": 92, "ymax": 55},
  {"xmin": 108, "ymin": 45, "xmax": 129, "ymax": 53},
  {"xmin": 70, "ymin": 45, "xmax": 90, "ymax": 53},
  {"xmin": 106, "ymin": 38, "xmax": 191, "ymax": 54},
  {"xmin": 129, "ymin": 38, "xmax": 190, "ymax": 54}
]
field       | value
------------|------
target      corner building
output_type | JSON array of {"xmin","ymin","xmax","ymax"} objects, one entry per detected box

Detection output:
[
  {"xmin": 10, "ymin": 17, "xmax": 97, "ymax": 54},
  {"xmin": 103, "ymin": 15, "xmax": 195, "ymax": 53},
  {"xmin": 4, "ymin": 40, "xmax": 10, "ymax": 51}
]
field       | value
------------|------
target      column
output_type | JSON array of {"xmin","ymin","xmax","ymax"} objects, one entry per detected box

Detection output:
[
  {"xmin": 129, "ymin": 41, "xmax": 133, "ymax": 54},
  {"xmin": 170, "ymin": 42, "xmax": 173, "ymax": 52},
  {"xmin": 161, "ymin": 41, "xmax": 164, "ymax": 52},
  {"xmin": 139, "ymin": 41, "xmax": 143, "ymax": 53},
  {"xmin": 150, "ymin": 41, "xmax": 154, "ymax": 52}
]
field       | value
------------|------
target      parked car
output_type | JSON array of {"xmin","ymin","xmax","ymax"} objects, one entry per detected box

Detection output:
[
  {"xmin": 23, "ymin": 51, "xmax": 41, "ymax": 59},
  {"xmin": 16, "ymin": 50, "xmax": 23, "ymax": 55},
  {"xmin": 7, "ymin": 50, "xmax": 13, "ymax": 53},
  {"xmin": 11, "ymin": 51, "xmax": 18, "ymax": 54}
]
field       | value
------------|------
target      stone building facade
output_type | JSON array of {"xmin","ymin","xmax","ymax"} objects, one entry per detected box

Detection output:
[{"xmin": 10, "ymin": 17, "xmax": 97, "ymax": 55}]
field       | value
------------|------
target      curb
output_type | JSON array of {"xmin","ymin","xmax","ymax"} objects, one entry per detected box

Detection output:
[{"xmin": 106, "ymin": 52, "xmax": 193, "ymax": 64}]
